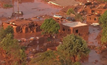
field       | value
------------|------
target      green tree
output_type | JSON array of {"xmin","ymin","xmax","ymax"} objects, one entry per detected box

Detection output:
[
  {"xmin": 0, "ymin": 33, "xmax": 18, "ymax": 52},
  {"xmin": 40, "ymin": 18, "xmax": 60, "ymax": 42},
  {"xmin": 0, "ymin": 26, "xmax": 26, "ymax": 65},
  {"xmin": 57, "ymin": 34, "xmax": 90, "ymax": 63},
  {"xmin": 40, "ymin": 18, "xmax": 60, "ymax": 35},
  {"xmin": 4, "ymin": 25, "xmax": 14, "ymax": 35},
  {"xmin": 99, "ymin": 10, "xmax": 107, "ymax": 43},
  {"xmin": 67, "ymin": 8, "xmax": 75, "ymax": 15},
  {"xmin": 0, "ymin": 26, "xmax": 14, "ymax": 41},
  {"xmin": 0, "ymin": 27, "xmax": 5, "ymax": 41},
  {"xmin": 30, "ymin": 50, "xmax": 61, "ymax": 65}
]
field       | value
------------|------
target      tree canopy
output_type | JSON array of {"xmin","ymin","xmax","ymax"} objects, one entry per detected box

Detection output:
[
  {"xmin": 0, "ymin": 26, "xmax": 14, "ymax": 41},
  {"xmin": 57, "ymin": 34, "xmax": 90, "ymax": 63},
  {"xmin": 0, "ymin": 26, "xmax": 26, "ymax": 65},
  {"xmin": 40, "ymin": 18, "xmax": 60, "ymax": 35},
  {"xmin": 99, "ymin": 10, "xmax": 107, "ymax": 43}
]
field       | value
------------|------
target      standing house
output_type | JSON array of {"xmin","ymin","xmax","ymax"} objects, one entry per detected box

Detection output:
[{"xmin": 60, "ymin": 22, "xmax": 89, "ymax": 41}]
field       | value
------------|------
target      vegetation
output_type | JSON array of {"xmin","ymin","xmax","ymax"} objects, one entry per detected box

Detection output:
[
  {"xmin": 0, "ymin": 26, "xmax": 14, "ymax": 41},
  {"xmin": 40, "ymin": 18, "xmax": 60, "ymax": 39},
  {"xmin": 99, "ymin": 10, "xmax": 107, "ymax": 44},
  {"xmin": 30, "ymin": 50, "xmax": 61, "ymax": 65},
  {"xmin": 3, "ymin": 4, "xmax": 13, "ymax": 8},
  {"xmin": 0, "ymin": 26, "xmax": 26, "ymax": 65},
  {"xmin": 30, "ymin": 34, "xmax": 90, "ymax": 65},
  {"xmin": 57, "ymin": 34, "xmax": 90, "ymax": 63},
  {"xmin": 67, "ymin": 8, "xmax": 75, "ymax": 15}
]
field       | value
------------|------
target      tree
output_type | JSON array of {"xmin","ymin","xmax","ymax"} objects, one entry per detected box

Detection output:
[
  {"xmin": 40, "ymin": 18, "xmax": 60, "ymax": 35},
  {"xmin": 0, "ymin": 27, "xmax": 6, "ymax": 41},
  {"xmin": 57, "ymin": 34, "xmax": 90, "ymax": 63},
  {"xmin": 40, "ymin": 18, "xmax": 60, "ymax": 42},
  {"xmin": 0, "ymin": 26, "xmax": 26, "ymax": 65},
  {"xmin": 0, "ymin": 26, "xmax": 14, "ymax": 41},
  {"xmin": 99, "ymin": 10, "xmax": 107, "ymax": 44},
  {"xmin": 4, "ymin": 25, "xmax": 14, "ymax": 35},
  {"xmin": 29, "ymin": 50, "xmax": 61, "ymax": 65}
]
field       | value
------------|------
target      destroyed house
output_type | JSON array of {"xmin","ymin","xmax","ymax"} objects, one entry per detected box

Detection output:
[
  {"xmin": 86, "ymin": 14, "xmax": 100, "ymax": 24},
  {"xmin": 2, "ymin": 19, "xmax": 41, "ymax": 33},
  {"xmin": 86, "ymin": 8, "xmax": 107, "ymax": 15},
  {"xmin": 84, "ymin": 3, "xmax": 107, "ymax": 24},
  {"xmin": 60, "ymin": 22, "xmax": 89, "ymax": 40}
]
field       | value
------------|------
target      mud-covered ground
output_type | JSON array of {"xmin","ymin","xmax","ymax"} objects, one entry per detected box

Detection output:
[
  {"xmin": 82, "ymin": 26, "xmax": 107, "ymax": 65},
  {"xmin": 0, "ymin": 0, "xmax": 60, "ymax": 18},
  {"xmin": 0, "ymin": 0, "xmax": 107, "ymax": 65}
]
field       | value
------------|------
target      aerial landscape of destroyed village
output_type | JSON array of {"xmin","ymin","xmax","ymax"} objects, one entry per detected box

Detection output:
[{"xmin": 1, "ymin": 0, "xmax": 107, "ymax": 65}]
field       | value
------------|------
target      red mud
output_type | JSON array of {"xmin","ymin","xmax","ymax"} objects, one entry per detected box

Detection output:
[
  {"xmin": 0, "ymin": 0, "xmax": 107, "ymax": 65},
  {"xmin": 0, "ymin": 0, "xmax": 61, "ymax": 18}
]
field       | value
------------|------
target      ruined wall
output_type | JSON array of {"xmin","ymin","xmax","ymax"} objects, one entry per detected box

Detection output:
[
  {"xmin": 86, "ymin": 8, "xmax": 107, "ymax": 15},
  {"xmin": 2, "ymin": 22, "xmax": 12, "ymax": 29},
  {"xmin": 86, "ymin": 15, "xmax": 99, "ymax": 24},
  {"xmin": 2, "ymin": 22, "xmax": 42, "ymax": 34}
]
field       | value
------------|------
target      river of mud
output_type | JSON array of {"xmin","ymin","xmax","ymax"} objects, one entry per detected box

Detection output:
[
  {"xmin": 0, "ymin": 0, "xmax": 60, "ymax": 18},
  {"xmin": 83, "ymin": 26, "xmax": 107, "ymax": 65}
]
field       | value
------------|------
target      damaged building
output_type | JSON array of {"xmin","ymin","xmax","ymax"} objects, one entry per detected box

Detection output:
[
  {"xmin": 2, "ymin": 19, "xmax": 41, "ymax": 34},
  {"xmin": 76, "ymin": 1, "xmax": 107, "ymax": 24}
]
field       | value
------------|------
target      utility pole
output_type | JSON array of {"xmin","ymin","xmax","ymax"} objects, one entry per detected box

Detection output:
[
  {"xmin": 17, "ymin": 0, "xmax": 19, "ymax": 19},
  {"xmin": 12, "ymin": 0, "xmax": 14, "ymax": 14}
]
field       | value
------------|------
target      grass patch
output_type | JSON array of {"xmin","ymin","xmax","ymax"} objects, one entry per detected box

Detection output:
[{"xmin": 3, "ymin": 4, "xmax": 13, "ymax": 8}]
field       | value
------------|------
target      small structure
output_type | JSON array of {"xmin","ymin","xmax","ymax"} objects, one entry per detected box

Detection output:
[{"xmin": 60, "ymin": 22, "xmax": 89, "ymax": 40}]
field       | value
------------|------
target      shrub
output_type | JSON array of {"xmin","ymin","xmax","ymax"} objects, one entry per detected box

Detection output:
[
  {"xmin": 3, "ymin": 4, "xmax": 13, "ymax": 8},
  {"xmin": 67, "ymin": 8, "xmax": 75, "ymax": 15}
]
